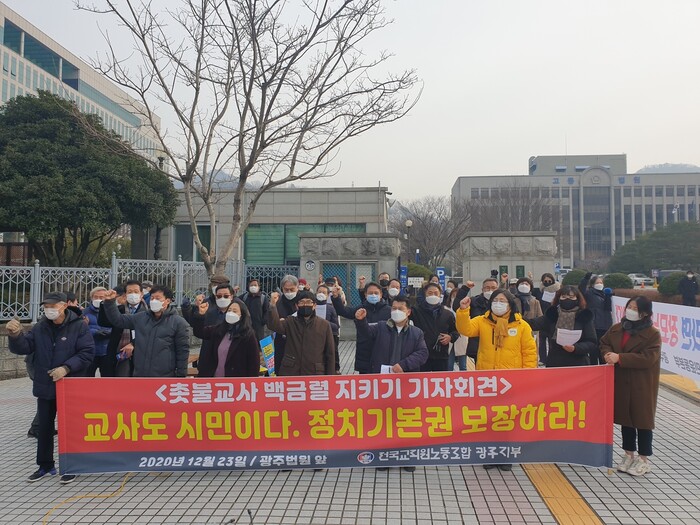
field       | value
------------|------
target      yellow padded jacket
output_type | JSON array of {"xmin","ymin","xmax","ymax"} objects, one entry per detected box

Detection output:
[{"xmin": 456, "ymin": 308, "xmax": 537, "ymax": 370}]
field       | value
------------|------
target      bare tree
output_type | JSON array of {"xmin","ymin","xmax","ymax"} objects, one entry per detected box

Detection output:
[
  {"xmin": 389, "ymin": 196, "xmax": 471, "ymax": 269},
  {"xmin": 78, "ymin": 0, "xmax": 420, "ymax": 274}
]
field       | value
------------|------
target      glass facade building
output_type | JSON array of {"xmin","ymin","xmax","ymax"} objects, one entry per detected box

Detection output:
[
  {"xmin": 0, "ymin": 3, "xmax": 161, "ymax": 161},
  {"xmin": 452, "ymin": 154, "xmax": 700, "ymax": 267}
]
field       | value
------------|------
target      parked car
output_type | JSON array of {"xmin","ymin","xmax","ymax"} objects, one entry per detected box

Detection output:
[{"xmin": 627, "ymin": 273, "xmax": 654, "ymax": 286}]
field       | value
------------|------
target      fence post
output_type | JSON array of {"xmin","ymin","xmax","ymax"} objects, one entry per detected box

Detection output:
[
  {"xmin": 109, "ymin": 252, "xmax": 118, "ymax": 288},
  {"xmin": 30, "ymin": 259, "xmax": 40, "ymax": 323},
  {"xmin": 175, "ymin": 255, "xmax": 184, "ymax": 306}
]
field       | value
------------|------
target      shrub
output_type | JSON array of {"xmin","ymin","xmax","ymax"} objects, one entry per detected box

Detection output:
[
  {"xmin": 407, "ymin": 262, "xmax": 432, "ymax": 280},
  {"xmin": 561, "ymin": 269, "xmax": 588, "ymax": 286},
  {"xmin": 603, "ymin": 273, "xmax": 633, "ymax": 290},
  {"xmin": 658, "ymin": 272, "xmax": 686, "ymax": 296}
]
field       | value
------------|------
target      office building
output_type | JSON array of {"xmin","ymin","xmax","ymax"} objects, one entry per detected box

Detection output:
[{"xmin": 452, "ymin": 154, "xmax": 700, "ymax": 267}]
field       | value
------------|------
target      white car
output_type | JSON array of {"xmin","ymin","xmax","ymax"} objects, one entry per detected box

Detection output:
[{"xmin": 628, "ymin": 273, "xmax": 654, "ymax": 286}]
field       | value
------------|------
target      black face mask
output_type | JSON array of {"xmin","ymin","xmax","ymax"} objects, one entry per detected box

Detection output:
[
  {"xmin": 379, "ymin": 279, "xmax": 390, "ymax": 287},
  {"xmin": 297, "ymin": 306, "xmax": 314, "ymax": 318},
  {"xmin": 559, "ymin": 299, "xmax": 578, "ymax": 311}
]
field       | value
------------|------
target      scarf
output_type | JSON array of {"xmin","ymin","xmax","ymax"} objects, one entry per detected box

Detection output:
[
  {"xmin": 622, "ymin": 315, "xmax": 653, "ymax": 335},
  {"xmin": 492, "ymin": 314, "xmax": 510, "ymax": 350},
  {"xmin": 517, "ymin": 292, "xmax": 532, "ymax": 314},
  {"xmin": 540, "ymin": 282, "xmax": 560, "ymax": 293},
  {"xmin": 555, "ymin": 306, "xmax": 578, "ymax": 332}
]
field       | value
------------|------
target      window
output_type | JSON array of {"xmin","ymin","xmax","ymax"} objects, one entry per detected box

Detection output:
[
  {"xmin": 555, "ymin": 166, "xmax": 566, "ymax": 173},
  {"xmin": 689, "ymin": 186, "xmax": 696, "ymax": 197},
  {"xmin": 677, "ymin": 186, "xmax": 685, "ymax": 197},
  {"xmin": 644, "ymin": 186, "xmax": 652, "ymax": 197},
  {"xmin": 551, "ymin": 187, "xmax": 560, "ymax": 199},
  {"xmin": 173, "ymin": 225, "xmax": 211, "ymax": 262},
  {"xmin": 562, "ymin": 188, "xmax": 569, "ymax": 198},
  {"xmin": 2, "ymin": 53, "xmax": 8, "ymax": 72},
  {"xmin": 666, "ymin": 185, "xmax": 674, "ymax": 197},
  {"xmin": 1, "ymin": 79, "xmax": 7, "ymax": 103},
  {"xmin": 655, "ymin": 186, "xmax": 663, "ymax": 197},
  {"xmin": 623, "ymin": 187, "xmax": 631, "ymax": 197},
  {"xmin": 634, "ymin": 187, "xmax": 641, "ymax": 197}
]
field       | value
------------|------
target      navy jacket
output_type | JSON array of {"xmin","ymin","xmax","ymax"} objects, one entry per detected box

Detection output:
[
  {"xmin": 84, "ymin": 304, "xmax": 111, "ymax": 357},
  {"xmin": 9, "ymin": 310, "xmax": 94, "ymax": 399},
  {"xmin": 333, "ymin": 295, "xmax": 391, "ymax": 372},
  {"xmin": 355, "ymin": 318, "xmax": 428, "ymax": 374},
  {"xmin": 527, "ymin": 307, "xmax": 597, "ymax": 367}
]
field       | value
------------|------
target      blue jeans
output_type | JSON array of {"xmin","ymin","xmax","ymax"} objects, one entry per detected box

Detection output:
[{"xmin": 448, "ymin": 348, "xmax": 467, "ymax": 371}]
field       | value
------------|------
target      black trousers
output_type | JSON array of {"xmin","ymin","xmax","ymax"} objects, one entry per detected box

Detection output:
[
  {"xmin": 421, "ymin": 357, "xmax": 449, "ymax": 372},
  {"xmin": 37, "ymin": 398, "xmax": 57, "ymax": 470},
  {"xmin": 621, "ymin": 426, "xmax": 653, "ymax": 457},
  {"xmin": 333, "ymin": 335, "xmax": 340, "ymax": 372}
]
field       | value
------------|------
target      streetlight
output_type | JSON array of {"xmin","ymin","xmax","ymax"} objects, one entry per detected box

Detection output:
[
  {"xmin": 405, "ymin": 219, "xmax": 413, "ymax": 260},
  {"xmin": 672, "ymin": 202, "xmax": 680, "ymax": 223}
]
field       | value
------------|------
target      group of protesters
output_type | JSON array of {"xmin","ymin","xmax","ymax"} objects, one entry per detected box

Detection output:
[{"xmin": 5, "ymin": 267, "xmax": 663, "ymax": 481}]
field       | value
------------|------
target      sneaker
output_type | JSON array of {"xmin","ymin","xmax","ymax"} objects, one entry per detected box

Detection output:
[
  {"xmin": 27, "ymin": 468, "xmax": 56, "ymax": 482},
  {"xmin": 483, "ymin": 464, "xmax": 497, "ymax": 470},
  {"xmin": 498, "ymin": 464, "xmax": 513, "ymax": 472},
  {"xmin": 402, "ymin": 466, "xmax": 416, "ymax": 472},
  {"xmin": 60, "ymin": 474, "xmax": 77, "ymax": 484},
  {"xmin": 377, "ymin": 467, "xmax": 389, "ymax": 471},
  {"xmin": 616, "ymin": 455, "xmax": 634, "ymax": 473},
  {"xmin": 627, "ymin": 458, "xmax": 651, "ymax": 477}
]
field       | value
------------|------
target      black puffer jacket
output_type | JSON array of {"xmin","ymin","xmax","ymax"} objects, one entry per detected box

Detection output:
[{"xmin": 333, "ymin": 295, "xmax": 391, "ymax": 372}]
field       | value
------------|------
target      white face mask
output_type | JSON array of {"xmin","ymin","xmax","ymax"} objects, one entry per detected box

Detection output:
[
  {"xmin": 388, "ymin": 287, "xmax": 400, "ymax": 297},
  {"xmin": 625, "ymin": 309, "xmax": 641, "ymax": 322},
  {"xmin": 149, "ymin": 299, "xmax": 164, "ymax": 313},
  {"xmin": 284, "ymin": 291, "xmax": 297, "ymax": 300},
  {"xmin": 316, "ymin": 293, "xmax": 327, "ymax": 303},
  {"xmin": 216, "ymin": 297, "xmax": 232, "ymax": 309},
  {"xmin": 92, "ymin": 299, "xmax": 103, "ymax": 309},
  {"xmin": 127, "ymin": 293, "xmax": 141, "ymax": 305},
  {"xmin": 491, "ymin": 302, "xmax": 509, "ymax": 316},
  {"xmin": 391, "ymin": 309, "xmax": 407, "ymax": 323},
  {"xmin": 445, "ymin": 287, "xmax": 454, "ymax": 295},
  {"xmin": 44, "ymin": 307, "xmax": 61, "ymax": 320},
  {"xmin": 249, "ymin": 286, "xmax": 259, "ymax": 294},
  {"xmin": 688, "ymin": 274, "xmax": 694, "ymax": 279},
  {"xmin": 425, "ymin": 295, "xmax": 442, "ymax": 305},
  {"xmin": 483, "ymin": 290, "xmax": 494, "ymax": 300},
  {"xmin": 225, "ymin": 312, "xmax": 240, "ymax": 325},
  {"xmin": 517, "ymin": 284, "xmax": 531, "ymax": 294},
  {"xmin": 593, "ymin": 283, "xmax": 604, "ymax": 291}
]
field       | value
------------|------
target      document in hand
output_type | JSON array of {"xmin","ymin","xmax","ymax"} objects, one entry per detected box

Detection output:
[{"xmin": 556, "ymin": 328, "xmax": 582, "ymax": 346}]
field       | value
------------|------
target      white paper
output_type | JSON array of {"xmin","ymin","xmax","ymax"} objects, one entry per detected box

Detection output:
[
  {"xmin": 380, "ymin": 365, "xmax": 393, "ymax": 374},
  {"xmin": 541, "ymin": 290, "xmax": 556, "ymax": 303},
  {"xmin": 556, "ymin": 328, "xmax": 582, "ymax": 346}
]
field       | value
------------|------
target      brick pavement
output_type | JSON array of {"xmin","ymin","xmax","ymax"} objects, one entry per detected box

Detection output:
[{"xmin": 0, "ymin": 341, "xmax": 697, "ymax": 524}]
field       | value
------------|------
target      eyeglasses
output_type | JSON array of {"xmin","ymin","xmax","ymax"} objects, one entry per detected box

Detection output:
[
  {"xmin": 297, "ymin": 301, "xmax": 315, "ymax": 307},
  {"xmin": 216, "ymin": 294, "xmax": 232, "ymax": 299}
]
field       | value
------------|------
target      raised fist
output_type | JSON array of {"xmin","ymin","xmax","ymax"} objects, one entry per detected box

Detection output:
[
  {"xmin": 331, "ymin": 286, "xmax": 342, "ymax": 298},
  {"xmin": 270, "ymin": 292, "xmax": 280, "ymax": 306},
  {"xmin": 198, "ymin": 301, "xmax": 209, "ymax": 315},
  {"xmin": 466, "ymin": 280, "xmax": 475, "ymax": 289},
  {"xmin": 104, "ymin": 289, "xmax": 118, "ymax": 301},
  {"xmin": 359, "ymin": 276, "xmax": 366, "ymax": 286},
  {"xmin": 6, "ymin": 319, "xmax": 21, "ymax": 336},
  {"xmin": 355, "ymin": 308, "xmax": 367, "ymax": 320},
  {"xmin": 459, "ymin": 296, "xmax": 471, "ymax": 310},
  {"xmin": 501, "ymin": 273, "xmax": 509, "ymax": 283},
  {"xmin": 194, "ymin": 294, "xmax": 205, "ymax": 306}
]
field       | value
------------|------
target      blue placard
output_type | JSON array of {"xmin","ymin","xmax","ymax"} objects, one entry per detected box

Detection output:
[{"xmin": 400, "ymin": 265, "xmax": 408, "ymax": 289}]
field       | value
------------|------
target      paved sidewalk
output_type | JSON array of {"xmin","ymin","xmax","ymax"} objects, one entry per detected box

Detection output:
[{"xmin": 0, "ymin": 341, "xmax": 698, "ymax": 524}]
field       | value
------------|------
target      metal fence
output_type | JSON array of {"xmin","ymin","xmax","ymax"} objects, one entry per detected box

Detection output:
[{"xmin": 0, "ymin": 255, "xmax": 247, "ymax": 322}]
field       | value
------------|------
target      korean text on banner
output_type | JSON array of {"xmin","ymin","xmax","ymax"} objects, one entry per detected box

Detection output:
[
  {"xmin": 259, "ymin": 336, "xmax": 275, "ymax": 377},
  {"xmin": 57, "ymin": 367, "xmax": 613, "ymax": 474},
  {"xmin": 612, "ymin": 297, "xmax": 700, "ymax": 381}
]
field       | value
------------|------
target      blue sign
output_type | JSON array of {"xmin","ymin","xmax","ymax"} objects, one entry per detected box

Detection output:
[
  {"xmin": 618, "ymin": 177, "xmax": 626, "ymax": 184},
  {"xmin": 400, "ymin": 265, "xmax": 408, "ymax": 290},
  {"xmin": 633, "ymin": 176, "xmax": 641, "ymax": 184},
  {"xmin": 554, "ymin": 262, "xmax": 561, "ymax": 271},
  {"xmin": 567, "ymin": 177, "xmax": 575, "ymax": 185},
  {"xmin": 436, "ymin": 267, "xmax": 446, "ymax": 290}
]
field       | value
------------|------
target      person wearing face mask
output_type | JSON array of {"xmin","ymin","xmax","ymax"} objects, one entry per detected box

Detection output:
[
  {"xmin": 103, "ymin": 285, "xmax": 189, "ymax": 378},
  {"xmin": 83, "ymin": 287, "xmax": 112, "ymax": 378},
  {"xmin": 239, "ymin": 278, "xmax": 270, "ymax": 342},
  {"xmin": 386, "ymin": 278, "xmax": 403, "ymax": 304},
  {"xmin": 355, "ymin": 295, "xmax": 428, "ymax": 473},
  {"xmin": 267, "ymin": 290, "xmax": 336, "ymax": 375},
  {"xmin": 532, "ymin": 273, "xmax": 560, "ymax": 364},
  {"xmin": 442, "ymin": 279, "xmax": 459, "ymax": 307},
  {"xmin": 452, "ymin": 278, "xmax": 497, "ymax": 366},
  {"xmin": 579, "ymin": 273, "xmax": 613, "ymax": 364},
  {"xmin": 411, "ymin": 283, "xmax": 459, "ymax": 372},
  {"xmin": 600, "ymin": 296, "xmax": 661, "ymax": 477},
  {"xmin": 190, "ymin": 298, "xmax": 260, "ymax": 377},
  {"xmin": 98, "ymin": 280, "xmax": 145, "ymax": 378},
  {"xmin": 181, "ymin": 274, "xmax": 231, "ymax": 325},
  {"xmin": 186, "ymin": 284, "xmax": 236, "ymax": 373},
  {"xmin": 332, "ymin": 281, "xmax": 391, "ymax": 374},
  {"xmin": 141, "ymin": 280, "xmax": 153, "ymax": 307},
  {"xmin": 514, "ymin": 278, "xmax": 543, "ymax": 321},
  {"xmin": 7, "ymin": 292, "xmax": 94, "ymax": 484},
  {"xmin": 678, "ymin": 270, "xmax": 698, "ymax": 307},
  {"xmin": 526, "ymin": 286, "xmax": 597, "ymax": 368},
  {"xmin": 315, "ymin": 285, "xmax": 340, "ymax": 373},
  {"xmin": 267, "ymin": 274, "xmax": 301, "ymax": 367},
  {"xmin": 457, "ymin": 289, "xmax": 536, "ymax": 471},
  {"xmin": 358, "ymin": 273, "xmax": 392, "ymax": 302}
]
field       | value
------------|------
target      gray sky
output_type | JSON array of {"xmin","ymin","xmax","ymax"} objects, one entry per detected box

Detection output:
[{"xmin": 5, "ymin": 0, "xmax": 700, "ymax": 200}]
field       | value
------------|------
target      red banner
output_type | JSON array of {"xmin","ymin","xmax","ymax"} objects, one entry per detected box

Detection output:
[{"xmin": 57, "ymin": 366, "xmax": 613, "ymax": 473}]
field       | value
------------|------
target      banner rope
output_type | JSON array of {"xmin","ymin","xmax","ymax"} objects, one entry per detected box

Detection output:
[{"xmin": 41, "ymin": 472, "xmax": 133, "ymax": 524}]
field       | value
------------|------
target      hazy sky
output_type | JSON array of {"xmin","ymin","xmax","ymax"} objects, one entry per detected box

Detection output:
[{"xmin": 5, "ymin": 0, "xmax": 700, "ymax": 200}]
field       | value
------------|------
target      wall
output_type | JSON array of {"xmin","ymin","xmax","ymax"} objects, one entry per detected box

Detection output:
[{"xmin": 461, "ymin": 232, "xmax": 557, "ymax": 285}]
